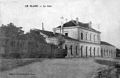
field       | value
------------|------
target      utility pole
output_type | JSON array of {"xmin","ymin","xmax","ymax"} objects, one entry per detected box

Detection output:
[
  {"xmin": 42, "ymin": 22, "xmax": 44, "ymax": 30},
  {"xmin": 60, "ymin": 16, "xmax": 64, "ymax": 34}
]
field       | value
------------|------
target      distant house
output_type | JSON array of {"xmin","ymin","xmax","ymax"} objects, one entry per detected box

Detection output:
[
  {"xmin": 53, "ymin": 18, "xmax": 101, "ymax": 57},
  {"xmin": 100, "ymin": 41, "xmax": 116, "ymax": 58}
]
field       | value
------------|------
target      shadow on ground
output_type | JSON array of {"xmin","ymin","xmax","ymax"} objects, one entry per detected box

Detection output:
[{"xmin": 0, "ymin": 58, "xmax": 44, "ymax": 72}]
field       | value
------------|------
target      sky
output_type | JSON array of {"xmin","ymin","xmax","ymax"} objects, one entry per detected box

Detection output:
[{"xmin": 0, "ymin": 0, "xmax": 120, "ymax": 48}]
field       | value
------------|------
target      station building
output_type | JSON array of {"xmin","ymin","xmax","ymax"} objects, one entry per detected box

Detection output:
[{"xmin": 53, "ymin": 19, "xmax": 101, "ymax": 57}]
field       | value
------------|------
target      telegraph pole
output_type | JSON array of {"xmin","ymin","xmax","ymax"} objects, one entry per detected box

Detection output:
[
  {"xmin": 60, "ymin": 16, "xmax": 64, "ymax": 34},
  {"xmin": 42, "ymin": 22, "xmax": 44, "ymax": 30}
]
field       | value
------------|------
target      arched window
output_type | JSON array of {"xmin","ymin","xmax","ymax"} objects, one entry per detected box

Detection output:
[
  {"xmin": 76, "ymin": 46, "xmax": 78, "ymax": 55},
  {"xmin": 111, "ymin": 50, "xmax": 112, "ymax": 57},
  {"xmin": 101, "ymin": 48, "xmax": 103, "ymax": 57},
  {"xmin": 81, "ymin": 33, "xmax": 83, "ymax": 40},
  {"xmin": 109, "ymin": 50, "xmax": 111, "ymax": 56},
  {"xmin": 104, "ymin": 49, "xmax": 106, "ymax": 56},
  {"xmin": 81, "ymin": 46, "xmax": 83, "ymax": 57},
  {"xmin": 94, "ymin": 35, "xmax": 95, "ymax": 42},
  {"xmin": 90, "ymin": 33, "xmax": 92, "ymax": 41},
  {"xmin": 90, "ymin": 47, "xmax": 92, "ymax": 57},
  {"xmin": 94, "ymin": 47, "xmax": 95, "ymax": 56},
  {"xmin": 70, "ymin": 45, "xmax": 73, "ymax": 55},
  {"xmin": 86, "ymin": 46, "xmax": 88, "ymax": 57},
  {"xmin": 106, "ymin": 49, "xmax": 108, "ymax": 56},
  {"xmin": 86, "ymin": 33, "xmax": 88, "ymax": 40},
  {"xmin": 97, "ymin": 48, "xmax": 99, "ymax": 56}
]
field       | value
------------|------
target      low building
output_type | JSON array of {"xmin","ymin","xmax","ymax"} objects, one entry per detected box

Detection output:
[{"xmin": 100, "ymin": 41, "xmax": 116, "ymax": 58}]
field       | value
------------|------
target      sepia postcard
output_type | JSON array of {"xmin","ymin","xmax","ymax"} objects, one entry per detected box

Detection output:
[{"xmin": 0, "ymin": 0, "xmax": 120, "ymax": 78}]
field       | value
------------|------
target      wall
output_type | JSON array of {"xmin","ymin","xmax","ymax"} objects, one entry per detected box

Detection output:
[
  {"xmin": 63, "ymin": 39, "xmax": 101, "ymax": 58},
  {"xmin": 63, "ymin": 39, "xmax": 79, "ymax": 57},
  {"xmin": 79, "ymin": 43, "xmax": 101, "ymax": 57},
  {"xmin": 54, "ymin": 26, "xmax": 101, "ymax": 58},
  {"xmin": 54, "ymin": 27, "xmax": 78, "ymax": 40},
  {"xmin": 78, "ymin": 28, "xmax": 100, "ymax": 44},
  {"xmin": 101, "ymin": 45, "xmax": 116, "ymax": 58}
]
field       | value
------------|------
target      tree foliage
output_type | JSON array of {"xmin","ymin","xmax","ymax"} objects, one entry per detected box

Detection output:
[
  {"xmin": 0, "ymin": 23, "xmax": 24, "ymax": 39},
  {"xmin": 57, "ymin": 34, "xmax": 65, "ymax": 47},
  {"xmin": 27, "ymin": 29, "xmax": 46, "ymax": 43}
]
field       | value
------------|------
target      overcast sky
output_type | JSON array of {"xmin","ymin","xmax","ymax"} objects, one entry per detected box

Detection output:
[{"xmin": 0, "ymin": 0, "xmax": 120, "ymax": 48}]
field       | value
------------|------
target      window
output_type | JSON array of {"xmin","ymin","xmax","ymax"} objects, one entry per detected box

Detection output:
[
  {"xmin": 76, "ymin": 46, "xmax": 78, "ymax": 55},
  {"xmin": 81, "ymin": 33, "xmax": 83, "ymax": 40},
  {"xmin": 97, "ymin": 48, "xmax": 99, "ymax": 56},
  {"xmin": 86, "ymin": 33, "xmax": 87, "ymax": 40},
  {"xmin": 90, "ymin": 33, "xmax": 92, "ymax": 41},
  {"xmin": 94, "ymin": 35, "xmax": 95, "ymax": 42},
  {"xmin": 104, "ymin": 49, "xmax": 106, "ymax": 56},
  {"xmin": 109, "ymin": 51, "xmax": 111, "ymax": 56},
  {"xmin": 106, "ymin": 49, "xmax": 108, "ymax": 56},
  {"xmin": 97, "ymin": 35, "xmax": 100, "ymax": 41},
  {"xmin": 65, "ymin": 33, "xmax": 68, "ymax": 36},
  {"xmin": 70, "ymin": 45, "xmax": 73, "ymax": 55},
  {"xmin": 90, "ymin": 47, "xmax": 92, "ymax": 57},
  {"xmin": 94, "ymin": 47, "xmax": 95, "ymax": 56},
  {"xmin": 86, "ymin": 46, "xmax": 88, "ymax": 57},
  {"xmin": 81, "ymin": 46, "xmax": 83, "ymax": 57},
  {"xmin": 101, "ymin": 48, "xmax": 103, "ymax": 57}
]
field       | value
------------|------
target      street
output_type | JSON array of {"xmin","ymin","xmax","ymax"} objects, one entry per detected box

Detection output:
[{"xmin": 0, "ymin": 58, "xmax": 107, "ymax": 78}]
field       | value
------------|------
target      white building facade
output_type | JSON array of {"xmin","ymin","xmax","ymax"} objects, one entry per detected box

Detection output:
[
  {"xmin": 53, "ymin": 19, "xmax": 101, "ymax": 57},
  {"xmin": 101, "ymin": 41, "xmax": 116, "ymax": 58}
]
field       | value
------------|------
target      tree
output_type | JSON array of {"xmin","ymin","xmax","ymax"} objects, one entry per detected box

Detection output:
[
  {"xmin": 57, "ymin": 34, "xmax": 65, "ymax": 48},
  {"xmin": 0, "ymin": 23, "xmax": 24, "ymax": 39}
]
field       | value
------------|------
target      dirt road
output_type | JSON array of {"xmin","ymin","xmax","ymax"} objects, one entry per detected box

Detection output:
[{"xmin": 0, "ymin": 58, "xmax": 107, "ymax": 78}]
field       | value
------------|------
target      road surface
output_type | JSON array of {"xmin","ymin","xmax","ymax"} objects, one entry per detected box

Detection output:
[{"xmin": 0, "ymin": 58, "xmax": 107, "ymax": 78}]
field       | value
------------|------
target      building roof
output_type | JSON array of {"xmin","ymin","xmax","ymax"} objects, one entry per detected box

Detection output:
[
  {"xmin": 101, "ymin": 41, "xmax": 115, "ymax": 47},
  {"xmin": 33, "ymin": 29, "xmax": 79, "ymax": 42},
  {"xmin": 57, "ymin": 20, "xmax": 100, "ymax": 33}
]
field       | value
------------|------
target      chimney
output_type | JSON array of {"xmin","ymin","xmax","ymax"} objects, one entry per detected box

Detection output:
[
  {"xmin": 89, "ymin": 21, "xmax": 92, "ymax": 28},
  {"xmin": 60, "ymin": 16, "xmax": 64, "ymax": 34},
  {"xmin": 53, "ymin": 28, "xmax": 56, "ymax": 34},
  {"xmin": 76, "ymin": 17, "xmax": 79, "ymax": 25}
]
